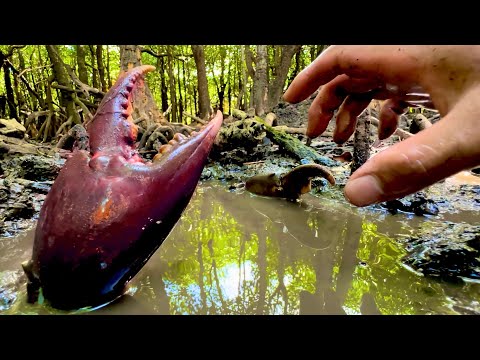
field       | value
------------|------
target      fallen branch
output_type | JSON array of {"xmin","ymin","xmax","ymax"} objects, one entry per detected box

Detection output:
[
  {"xmin": 55, "ymin": 115, "xmax": 73, "ymax": 137},
  {"xmin": 51, "ymin": 83, "xmax": 105, "ymax": 97},
  {"xmin": 183, "ymin": 112, "xmax": 207, "ymax": 125},
  {"xmin": 243, "ymin": 160, "xmax": 265, "ymax": 166},
  {"xmin": 73, "ymin": 94, "xmax": 93, "ymax": 125},
  {"xmin": 265, "ymin": 112, "xmax": 277, "ymax": 126},
  {"xmin": 5, "ymin": 59, "xmax": 43, "ymax": 103},
  {"xmin": 163, "ymin": 104, "xmax": 172, "ymax": 117},
  {"xmin": 65, "ymin": 64, "xmax": 106, "ymax": 97},
  {"xmin": 24, "ymin": 110, "xmax": 50, "ymax": 132},
  {"xmin": 273, "ymin": 125, "xmax": 306, "ymax": 135}
]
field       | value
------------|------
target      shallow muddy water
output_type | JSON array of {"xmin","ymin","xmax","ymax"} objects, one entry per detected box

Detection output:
[{"xmin": 1, "ymin": 181, "xmax": 479, "ymax": 315}]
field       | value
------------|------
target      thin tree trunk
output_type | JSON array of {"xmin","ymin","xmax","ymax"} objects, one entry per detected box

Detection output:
[
  {"xmin": 228, "ymin": 62, "xmax": 232, "ymax": 115},
  {"xmin": 182, "ymin": 55, "xmax": 188, "ymax": 115},
  {"xmin": 106, "ymin": 45, "xmax": 112, "ymax": 88},
  {"xmin": 351, "ymin": 111, "xmax": 372, "ymax": 174},
  {"xmin": 288, "ymin": 47, "xmax": 302, "ymax": 87},
  {"xmin": 191, "ymin": 45, "xmax": 211, "ymax": 119},
  {"xmin": 244, "ymin": 46, "xmax": 256, "ymax": 109},
  {"xmin": 310, "ymin": 45, "xmax": 317, "ymax": 63},
  {"xmin": 158, "ymin": 56, "xmax": 169, "ymax": 113},
  {"xmin": 236, "ymin": 46, "xmax": 247, "ymax": 110},
  {"xmin": 316, "ymin": 44, "xmax": 327, "ymax": 57},
  {"xmin": 216, "ymin": 46, "xmax": 227, "ymax": 114},
  {"xmin": 45, "ymin": 45, "xmax": 81, "ymax": 126},
  {"xmin": 256, "ymin": 235, "xmax": 267, "ymax": 315},
  {"xmin": 88, "ymin": 45, "xmax": 99, "ymax": 89},
  {"xmin": 76, "ymin": 45, "xmax": 89, "ymax": 85},
  {"xmin": 96, "ymin": 45, "xmax": 107, "ymax": 92},
  {"xmin": 119, "ymin": 45, "xmax": 164, "ymax": 126},
  {"xmin": 267, "ymin": 45, "xmax": 302, "ymax": 111},
  {"xmin": 13, "ymin": 50, "xmax": 26, "ymax": 115},
  {"xmin": 0, "ymin": 51, "xmax": 18, "ymax": 119},
  {"xmin": 253, "ymin": 45, "xmax": 267, "ymax": 116},
  {"xmin": 176, "ymin": 58, "xmax": 183, "ymax": 121},
  {"xmin": 197, "ymin": 242, "xmax": 207, "ymax": 315},
  {"xmin": 166, "ymin": 45, "xmax": 177, "ymax": 123}
]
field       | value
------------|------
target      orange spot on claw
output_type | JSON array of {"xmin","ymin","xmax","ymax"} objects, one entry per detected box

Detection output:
[{"xmin": 92, "ymin": 197, "xmax": 113, "ymax": 224}]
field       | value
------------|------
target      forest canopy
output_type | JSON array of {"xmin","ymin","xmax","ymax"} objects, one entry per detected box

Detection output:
[{"xmin": 0, "ymin": 45, "xmax": 327, "ymax": 144}]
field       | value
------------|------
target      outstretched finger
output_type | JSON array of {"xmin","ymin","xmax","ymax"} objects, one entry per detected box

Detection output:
[
  {"xmin": 333, "ymin": 93, "xmax": 374, "ymax": 144},
  {"xmin": 377, "ymin": 99, "xmax": 409, "ymax": 140},
  {"xmin": 307, "ymin": 75, "xmax": 381, "ymax": 138},
  {"xmin": 343, "ymin": 92, "xmax": 480, "ymax": 206},
  {"xmin": 284, "ymin": 45, "xmax": 423, "ymax": 104}
]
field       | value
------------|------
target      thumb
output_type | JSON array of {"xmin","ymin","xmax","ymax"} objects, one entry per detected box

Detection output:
[{"xmin": 344, "ymin": 93, "xmax": 480, "ymax": 206}]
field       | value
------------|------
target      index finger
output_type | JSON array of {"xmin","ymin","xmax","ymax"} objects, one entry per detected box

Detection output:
[{"xmin": 283, "ymin": 45, "xmax": 424, "ymax": 103}]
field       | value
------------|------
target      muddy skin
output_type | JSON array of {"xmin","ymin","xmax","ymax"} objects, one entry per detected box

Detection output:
[{"xmin": 245, "ymin": 164, "xmax": 336, "ymax": 201}]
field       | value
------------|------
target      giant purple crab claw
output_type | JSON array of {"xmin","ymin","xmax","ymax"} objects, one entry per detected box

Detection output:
[{"xmin": 22, "ymin": 65, "xmax": 223, "ymax": 310}]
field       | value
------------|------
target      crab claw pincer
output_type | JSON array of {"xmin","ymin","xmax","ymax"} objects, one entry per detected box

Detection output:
[{"xmin": 23, "ymin": 65, "xmax": 223, "ymax": 310}]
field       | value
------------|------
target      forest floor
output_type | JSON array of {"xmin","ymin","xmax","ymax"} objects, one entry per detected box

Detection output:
[{"xmin": 1, "ymin": 96, "xmax": 480, "ymax": 287}]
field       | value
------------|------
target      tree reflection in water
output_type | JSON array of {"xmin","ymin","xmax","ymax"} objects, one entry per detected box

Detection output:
[
  {"xmin": 4, "ymin": 182, "xmax": 478, "ymax": 315},
  {"xmin": 126, "ymin": 182, "xmax": 479, "ymax": 315}
]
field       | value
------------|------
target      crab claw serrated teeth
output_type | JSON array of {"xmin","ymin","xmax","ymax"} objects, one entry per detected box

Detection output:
[
  {"xmin": 173, "ymin": 133, "xmax": 187, "ymax": 142},
  {"xmin": 158, "ymin": 144, "xmax": 172, "ymax": 154}
]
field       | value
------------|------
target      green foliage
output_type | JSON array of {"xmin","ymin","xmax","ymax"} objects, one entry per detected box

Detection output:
[{"xmin": 0, "ymin": 44, "xmax": 325, "ymax": 129}]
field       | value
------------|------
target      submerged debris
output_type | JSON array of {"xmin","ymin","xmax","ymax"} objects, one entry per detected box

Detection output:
[
  {"xmin": 402, "ymin": 222, "xmax": 480, "ymax": 282},
  {"xmin": 380, "ymin": 192, "xmax": 440, "ymax": 216}
]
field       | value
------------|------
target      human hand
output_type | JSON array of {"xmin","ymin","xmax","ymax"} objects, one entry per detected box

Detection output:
[{"xmin": 284, "ymin": 45, "xmax": 480, "ymax": 206}]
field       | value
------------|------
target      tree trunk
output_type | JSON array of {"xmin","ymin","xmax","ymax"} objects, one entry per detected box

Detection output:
[
  {"xmin": 253, "ymin": 45, "xmax": 267, "ymax": 116},
  {"xmin": 106, "ymin": 45, "xmax": 112, "ymax": 88},
  {"xmin": 227, "ymin": 62, "xmax": 232, "ymax": 115},
  {"xmin": 176, "ymin": 58, "xmax": 183, "ymax": 121},
  {"xmin": 0, "ymin": 51, "xmax": 18, "ymax": 119},
  {"xmin": 166, "ymin": 46, "xmax": 177, "ymax": 123},
  {"xmin": 236, "ymin": 46, "xmax": 247, "ymax": 110},
  {"xmin": 191, "ymin": 45, "xmax": 211, "ymax": 120},
  {"xmin": 310, "ymin": 45, "xmax": 317, "ymax": 63},
  {"xmin": 119, "ymin": 45, "xmax": 164, "ymax": 126},
  {"xmin": 288, "ymin": 47, "xmax": 302, "ymax": 87},
  {"xmin": 244, "ymin": 46, "xmax": 255, "ymax": 109},
  {"xmin": 182, "ymin": 56, "xmax": 188, "ymax": 115},
  {"xmin": 13, "ymin": 50, "xmax": 26, "ymax": 115},
  {"xmin": 158, "ymin": 56, "xmax": 169, "ymax": 113},
  {"xmin": 316, "ymin": 44, "xmax": 327, "ymax": 57},
  {"xmin": 46, "ymin": 45, "xmax": 81, "ymax": 126},
  {"xmin": 215, "ymin": 46, "xmax": 227, "ymax": 114},
  {"xmin": 351, "ymin": 112, "xmax": 372, "ymax": 174},
  {"xmin": 76, "ymin": 45, "xmax": 89, "ymax": 85},
  {"xmin": 96, "ymin": 45, "xmax": 107, "ymax": 92},
  {"xmin": 256, "ymin": 234, "xmax": 267, "ymax": 315},
  {"xmin": 88, "ymin": 45, "xmax": 99, "ymax": 89},
  {"xmin": 267, "ymin": 45, "xmax": 302, "ymax": 111}
]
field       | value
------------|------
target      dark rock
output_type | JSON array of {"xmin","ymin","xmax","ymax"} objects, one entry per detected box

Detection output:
[
  {"xmin": 0, "ymin": 154, "xmax": 63, "ymax": 181},
  {"xmin": 0, "ymin": 119, "xmax": 26, "ymax": 139},
  {"xmin": 381, "ymin": 192, "xmax": 439, "ymax": 216},
  {"xmin": 402, "ymin": 222, "xmax": 480, "ymax": 282}
]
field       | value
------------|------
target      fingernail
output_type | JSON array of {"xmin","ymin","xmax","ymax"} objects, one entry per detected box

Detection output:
[{"xmin": 344, "ymin": 175, "xmax": 384, "ymax": 206}]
